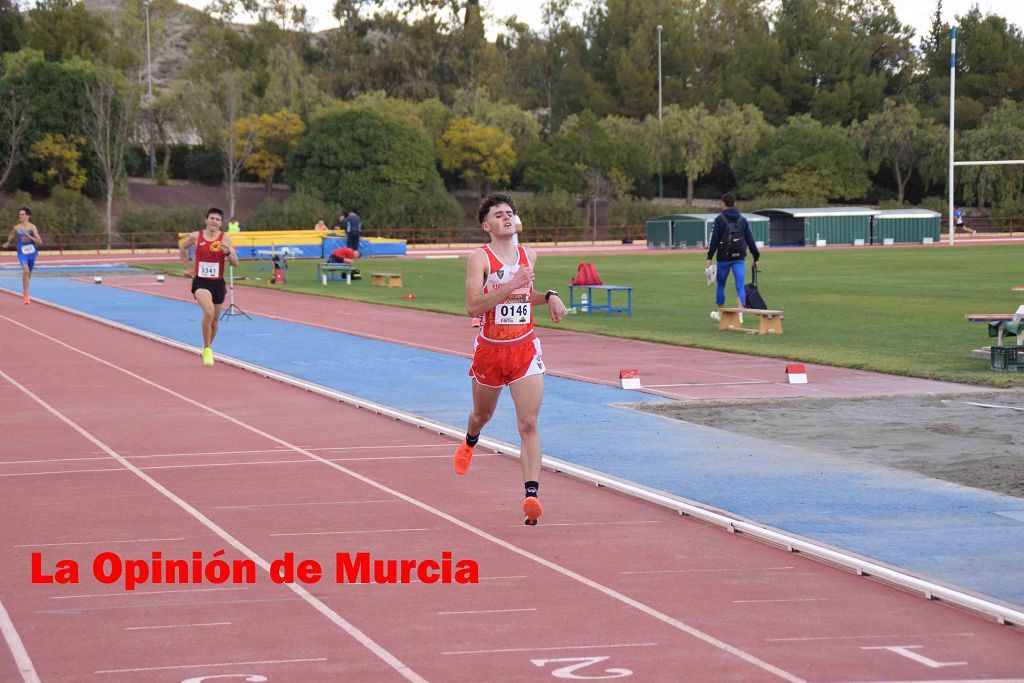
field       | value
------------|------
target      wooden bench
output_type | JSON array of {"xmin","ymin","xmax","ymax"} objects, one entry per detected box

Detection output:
[
  {"xmin": 719, "ymin": 307, "xmax": 784, "ymax": 335},
  {"xmin": 317, "ymin": 262, "xmax": 353, "ymax": 285},
  {"xmin": 372, "ymin": 272, "xmax": 403, "ymax": 288}
]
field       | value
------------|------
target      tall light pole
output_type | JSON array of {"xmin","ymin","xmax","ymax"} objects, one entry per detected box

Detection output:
[
  {"xmin": 144, "ymin": 0, "xmax": 155, "ymax": 180},
  {"xmin": 656, "ymin": 24, "xmax": 663, "ymax": 198}
]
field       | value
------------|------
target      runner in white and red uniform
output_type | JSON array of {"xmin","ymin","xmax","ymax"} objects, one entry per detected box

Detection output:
[
  {"xmin": 178, "ymin": 208, "xmax": 239, "ymax": 366},
  {"xmin": 453, "ymin": 194, "xmax": 567, "ymax": 526}
]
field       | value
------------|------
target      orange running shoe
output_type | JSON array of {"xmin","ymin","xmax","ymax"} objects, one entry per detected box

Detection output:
[
  {"xmin": 453, "ymin": 442, "xmax": 475, "ymax": 475},
  {"xmin": 23, "ymin": 293, "xmax": 29, "ymax": 305},
  {"xmin": 470, "ymin": 317, "xmax": 481, "ymax": 328},
  {"xmin": 523, "ymin": 497, "xmax": 542, "ymax": 526}
]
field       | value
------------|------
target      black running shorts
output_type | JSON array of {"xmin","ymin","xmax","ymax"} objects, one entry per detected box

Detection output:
[{"xmin": 191, "ymin": 277, "xmax": 227, "ymax": 305}]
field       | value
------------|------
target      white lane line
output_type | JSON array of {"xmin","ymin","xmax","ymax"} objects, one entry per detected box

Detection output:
[
  {"xmin": 766, "ymin": 632, "xmax": 975, "ymax": 643},
  {"xmin": 0, "ymin": 367, "xmax": 424, "ymax": 683},
  {"xmin": 0, "ymin": 456, "xmax": 454, "ymax": 478},
  {"xmin": 124, "ymin": 622, "xmax": 231, "ymax": 631},
  {"xmin": 0, "ymin": 443, "xmax": 452, "ymax": 466},
  {"xmin": 1, "ymin": 316, "xmax": 805, "ymax": 683},
  {"xmin": 510, "ymin": 520, "xmax": 661, "ymax": 528},
  {"xmin": 0, "ymin": 597, "xmax": 40, "ymax": 683},
  {"xmin": 733, "ymin": 598, "xmax": 828, "ymax": 604},
  {"xmin": 52, "ymin": 587, "xmax": 248, "ymax": 600},
  {"xmin": 213, "ymin": 500, "xmax": 401, "ymax": 510},
  {"xmin": 94, "ymin": 657, "xmax": 328, "ymax": 674},
  {"xmin": 623, "ymin": 566, "xmax": 795, "ymax": 574},
  {"xmin": 438, "ymin": 608, "xmax": 536, "ymax": 615},
  {"xmin": 825, "ymin": 679, "xmax": 1024, "ymax": 683},
  {"xmin": 270, "ymin": 528, "xmax": 430, "ymax": 537},
  {"xmin": 14, "ymin": 537, "xmax": 185, "ymax": 548},
  {"xmin": 444, "ymin": 642, "xmax": 659, "ymax": 656}
]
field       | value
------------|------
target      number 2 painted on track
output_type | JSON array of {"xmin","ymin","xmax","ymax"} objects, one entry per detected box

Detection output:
[{"xmin": 531, "ymin": 656, "xmax": 633, "ymax": 679}]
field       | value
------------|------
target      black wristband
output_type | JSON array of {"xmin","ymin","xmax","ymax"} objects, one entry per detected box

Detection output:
[{"xmin": 545, "ymin": 289, "xmax": 558, "ymax": 301}]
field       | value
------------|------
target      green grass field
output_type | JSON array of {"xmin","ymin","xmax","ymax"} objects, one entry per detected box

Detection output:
[{"xmin": 145, "ymin": 244, "xmax": 1024, "ymax": 386}]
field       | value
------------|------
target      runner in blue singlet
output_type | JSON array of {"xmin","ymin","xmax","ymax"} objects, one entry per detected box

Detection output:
[{"xmin": 2, "ymin": 206, "xmax": 42, "ymax": 305}]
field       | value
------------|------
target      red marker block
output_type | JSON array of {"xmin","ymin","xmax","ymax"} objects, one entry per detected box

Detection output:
[
  {"xmin": 786, "ymin": 363, "xmax": 808, "ymax": 384},
  {"xmin": 619, "ymin": 369, "xmax": 642, "ymax": 390}
]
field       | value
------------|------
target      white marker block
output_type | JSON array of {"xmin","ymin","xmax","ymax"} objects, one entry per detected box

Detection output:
[
  {"xmin": 93, "ymin": 276, "xmax": 103, "ymax": 284},
  {"xmin": 619, "ymin": 369, "xmax": 642, "ymax": 390}
]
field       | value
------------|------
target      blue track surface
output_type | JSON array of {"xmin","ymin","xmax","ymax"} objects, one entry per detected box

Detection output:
[{"xmin": 7, "ymin": 275, "xmax": 1024, "ymax": 608}]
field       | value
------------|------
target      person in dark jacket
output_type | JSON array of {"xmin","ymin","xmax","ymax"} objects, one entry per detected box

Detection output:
[{"xmin": 705, "ymin": 192, "xmax": 760, "ymax": 319}]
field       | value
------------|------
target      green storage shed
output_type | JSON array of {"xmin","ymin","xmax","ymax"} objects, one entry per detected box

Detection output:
[
  {"xmin": 645, "ymin": 213, "xmax": 769, "ymax": 249},
  {"xmin": 872, "ymin": 209, "xmax": 941, "ymax": 244},
  {"xmin": 753, "ymin": 207, "xmax": 879, "ymax": 246}
]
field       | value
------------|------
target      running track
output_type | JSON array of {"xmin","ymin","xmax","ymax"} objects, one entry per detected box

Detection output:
[{"xmin": 2, "ymin": 296, "xmax": 1023, "ymax": 681}]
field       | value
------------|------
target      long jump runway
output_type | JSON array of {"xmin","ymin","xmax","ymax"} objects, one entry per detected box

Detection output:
[{"xmin": 2, "ymin": 293, "xmax": 1023, "ymax": 681}]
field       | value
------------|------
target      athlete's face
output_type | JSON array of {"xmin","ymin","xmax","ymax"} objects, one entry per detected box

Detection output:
[
  {"xmin": 18, "ymin": 210, "xmax": 29, "ymax": 223},
  {"xmin": 482, "ymin": 204, "xmax": 515, "ymax": 236},
  {"xmin": 205, "ymin": 213, "xmax": 223, "ymax": 231}
]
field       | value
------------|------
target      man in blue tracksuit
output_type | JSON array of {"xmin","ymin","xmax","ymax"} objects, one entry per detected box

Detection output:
[{"xmin": 705, "ymin": 192, "xmax": 760, "ymax": 319}]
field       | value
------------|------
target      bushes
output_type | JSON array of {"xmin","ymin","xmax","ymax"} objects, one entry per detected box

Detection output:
[
  {"xmin": 117, "ymin": 205, "xmax": 207, "ymax": 244},
  {"xmin": 4, "ymin": 188, "xmax": 103, "ymax": 245},
  {"xmin": 517, "ymin": 190, "xmax": 583, "ymax": 229},
  {"xmin": 246, "ymin": 193, "xmax": 342, "ymax": 231},
  {"xmin": 289, "ymin": 106, "xmax": 446, "ymax": 229},
  {"xmin": 184, "ymin": 149, "xmax": 224, "ymax": 185}
]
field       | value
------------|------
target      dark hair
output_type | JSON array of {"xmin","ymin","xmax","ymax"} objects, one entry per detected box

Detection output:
[
  {"xmin": 478, "ymin": 193, "xmax": 517, "ymax": 224},
  {"xmin": 722, "ymin": 192, "xmax": 736, "ymax": 208},
  {"xmin": 18, "ymin": 206, "xmax": 31, "ymax": 217},
  {"xmin": 207, "ymin": 207, "xmax": 224, "ymax": 219}
]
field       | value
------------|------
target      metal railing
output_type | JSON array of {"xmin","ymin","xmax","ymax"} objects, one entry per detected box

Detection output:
[{"xmin": 27, "ymin": 225, "xmax": 647, "ymax": 253}]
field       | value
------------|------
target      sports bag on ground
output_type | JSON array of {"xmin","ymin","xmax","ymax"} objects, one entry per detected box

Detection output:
[{"xmin": 744, "ymin": 263, "xmax": 767, "ymax": 310}]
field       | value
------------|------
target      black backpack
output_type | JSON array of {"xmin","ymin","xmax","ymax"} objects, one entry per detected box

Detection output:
[{"xmin": 717, "ymin": 217, "xmax": 748, "ymax": 261}]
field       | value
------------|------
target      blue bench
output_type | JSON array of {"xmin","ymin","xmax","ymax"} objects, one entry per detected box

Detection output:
[{"xmin": 568, "ymin": 284, "xmax": 632, "ymax": 316}]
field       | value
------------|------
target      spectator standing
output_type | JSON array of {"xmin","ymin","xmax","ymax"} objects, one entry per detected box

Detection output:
[
  {"xmin": 705, "ymin": 192, "xmax": 760, "ymax": 320},
  {"xmin": 344, "ymin": 208, "xmax": 362, "ymax": 250}
]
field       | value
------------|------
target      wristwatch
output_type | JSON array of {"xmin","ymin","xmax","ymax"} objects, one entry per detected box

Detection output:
[{"xmin": 544, "ymin": 289, "xmax": 559, "ymax": 301}]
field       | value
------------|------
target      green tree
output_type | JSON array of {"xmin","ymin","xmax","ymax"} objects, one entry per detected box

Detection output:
[
  {"xmin": 736, "ymin": 114, "xmax": 870, "ymax": 201},
  {"xmin": 654, "ymin": 103, "xmax": 720, "ymax": 203},
  {"xmin": 960, "ymin": 100, "xmax": 1024, "ymax": 211},
  {"xmin": 440, "ymin": 117, "xmax": 515, "ymax": 195},
  {"xmin": 451, "ymin": 87, "xmax": 540, "ymax": 164},
  {"xmin": 853, "ymin": 99, "xmax": 945, "ymax": 204},
  {"xmin": 23, "ymin": 0, "xmax": 111, "ymax": 63},
  {"xmin": 288, "ymin": 105, "xmax": 444, "ymax": 226},
  {"xmin": 0, "ymin": 0, "xmax": 22, "ymax": 56}
]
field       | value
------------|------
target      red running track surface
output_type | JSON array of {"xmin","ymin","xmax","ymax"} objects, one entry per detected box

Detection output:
[{"xmin": 1, "ymin": 290, "xmax": 1022, "ymax": 682}]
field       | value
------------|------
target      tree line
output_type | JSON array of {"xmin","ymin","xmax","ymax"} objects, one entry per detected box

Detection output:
[{"xmin": 2, "ymin": 0, "xmax": 1024, "ymax": 243}]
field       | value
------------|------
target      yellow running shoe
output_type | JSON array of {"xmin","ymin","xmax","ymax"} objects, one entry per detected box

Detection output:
[
  {"xmin": 453, "ymin": 443, "xmax": 475, "ymax": 475},
  {"xmin": 523, "ymin": 497, "xmax": 543, "ymax": 526},
  {"xmin": 202, "ymin": 347, "xmax": 214, "ymax": 366}
]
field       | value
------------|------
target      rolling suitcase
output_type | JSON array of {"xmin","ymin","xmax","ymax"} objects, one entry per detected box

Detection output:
[{"xmin": 745, "ymin": 263, "xmax": 767, "ymax": 310}]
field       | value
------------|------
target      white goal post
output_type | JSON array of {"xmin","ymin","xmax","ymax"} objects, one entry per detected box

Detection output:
[{"xmin": 948, "ymin": 26, "xmax": 1024, "ymax": 244}]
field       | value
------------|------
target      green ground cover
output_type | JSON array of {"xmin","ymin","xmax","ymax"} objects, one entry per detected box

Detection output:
[{"xmin": 146, "ymin": 244, "xmax": 1024, "ymax": 386}]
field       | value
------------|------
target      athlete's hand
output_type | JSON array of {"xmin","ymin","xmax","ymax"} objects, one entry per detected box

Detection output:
[
  {"xmin": 509, "ymin": 266, "xmax": 535, "ymax": 290},
  {"xmin": 548, "ymin": 295, "xmax": 566, "ymax": 323}
]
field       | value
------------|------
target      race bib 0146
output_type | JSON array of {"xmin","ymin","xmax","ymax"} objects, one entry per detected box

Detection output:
[{"xmin": 495, "ymin": 300, "xmax": 530, "ymax": 325}]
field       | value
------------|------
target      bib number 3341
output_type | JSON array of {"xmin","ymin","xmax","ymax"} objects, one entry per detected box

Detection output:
[{"xmin": 198, "ymin": 261, "xmax": 220, "ymax": 278}]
